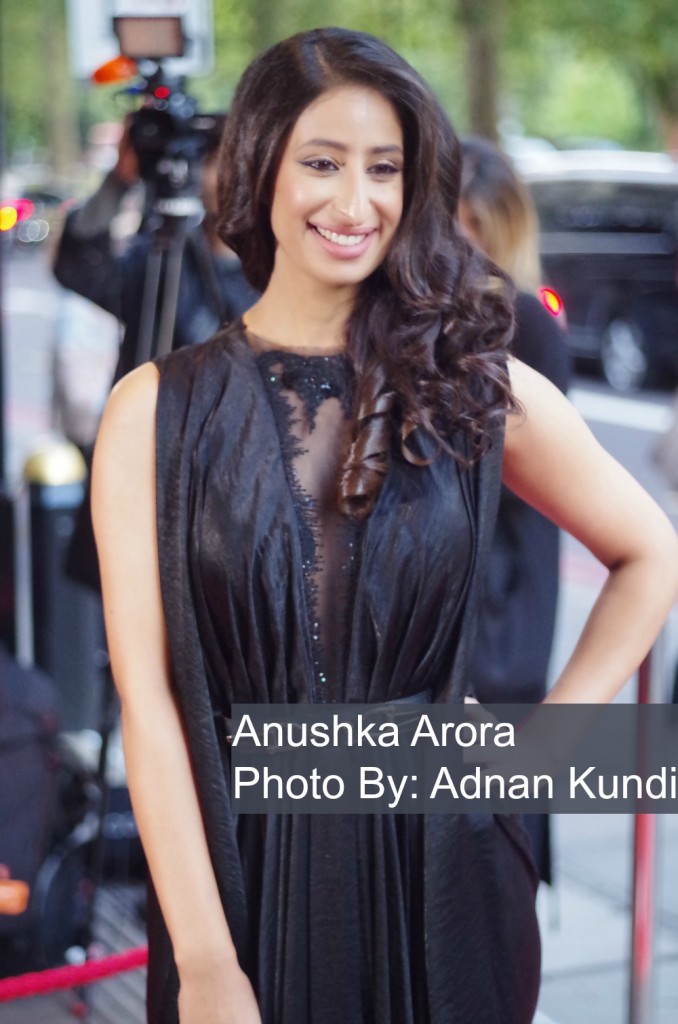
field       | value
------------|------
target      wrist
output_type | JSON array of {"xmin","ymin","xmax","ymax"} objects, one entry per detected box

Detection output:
[{"xmin": 174, "ymin": 933, "xmax": 239, "ymax": 978}]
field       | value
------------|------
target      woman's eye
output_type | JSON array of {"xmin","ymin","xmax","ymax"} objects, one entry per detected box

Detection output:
[
  {"xmin": 301, "ymin": 158, "xmax": 338, "ymax": 173},
  {"xmin": 369, "ymin": 162, "xmax": 402, "ymax": 178}
]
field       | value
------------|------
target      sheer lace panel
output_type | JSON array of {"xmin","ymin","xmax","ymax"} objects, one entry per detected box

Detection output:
[{"xmin": 250, "ymin": 334, "xmax": 363, "ymax": 701}]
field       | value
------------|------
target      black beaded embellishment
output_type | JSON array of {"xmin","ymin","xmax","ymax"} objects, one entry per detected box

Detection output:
[
  {"xmin": 257, "ymin": 350, "xmax": 353, "ymax": 429},
  {"xmin": 256, "ymin": 348, "xmax": 354, "ymax": 702}
]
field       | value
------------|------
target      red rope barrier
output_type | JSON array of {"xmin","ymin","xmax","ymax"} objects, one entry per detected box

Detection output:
[{"xmin": 0, "ymin": 946, "xmax": 148, "ymax": 1002}]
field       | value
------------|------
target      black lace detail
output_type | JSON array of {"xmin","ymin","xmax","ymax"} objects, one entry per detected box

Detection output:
[
  {"xmin": 256, "ymin": 349, "xmax": 354, "ymax": 702},
  {"xmin": 257, "ymin": 350, "xmax": 353, "ymax": 429}
]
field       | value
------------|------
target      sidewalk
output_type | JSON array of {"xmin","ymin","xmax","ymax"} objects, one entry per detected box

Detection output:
[
  {"xmin": 536, "ymin": 815, "xmax": 678, "ymax": 1024},
  {"xmin": 534, "ymin": 552, "xmax": 678, "ymax": 1024}
]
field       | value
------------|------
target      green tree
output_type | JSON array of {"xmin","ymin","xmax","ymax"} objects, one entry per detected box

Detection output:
[
  {"xmin": 513, "ymin": 0, "xmax": 678, "ymax": 152},
  {"xmin": 455, "ymin": 0, "xmax": 502, "ymax": 141},
  {"xmin": 2, "ymin": 0, "xmax": 78, "ymax": 176},
  {"xmin": 203, "ymin": 0, "xmax": 467, "ymax": 132}
]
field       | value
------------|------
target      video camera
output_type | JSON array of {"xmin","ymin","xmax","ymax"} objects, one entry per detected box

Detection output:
[{"xmin": 103, "ymin": 16, "xmax": 223, "ymax": 217}]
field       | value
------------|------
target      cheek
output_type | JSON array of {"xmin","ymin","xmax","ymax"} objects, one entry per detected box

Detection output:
[
  {"xmin": 386, "ymin": 187, "xmax": 404, "ymax": 230},
  {"xmin": 271, "ymin": 174, "xmax": 325, "ymax": 237}
]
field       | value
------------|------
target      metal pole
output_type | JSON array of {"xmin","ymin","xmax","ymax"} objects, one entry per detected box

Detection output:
[
  {"xmin": 628, "ymin": 651, "xmax": 661, "ymax": 1024},
  {"xmin": 0, "ymin": 220, "xmax": 6, "ymax": 488},
  {"xmin": 0, "ymin": 0, "xmax": 8, "ymax": 488}
]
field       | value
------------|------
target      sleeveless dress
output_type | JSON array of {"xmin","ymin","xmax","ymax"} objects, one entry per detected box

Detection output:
[{"xmin": 148, "ymin": 320, "xmax": 541, "ymax": 1024}]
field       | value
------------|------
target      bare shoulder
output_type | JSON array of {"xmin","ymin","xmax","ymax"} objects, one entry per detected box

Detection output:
[
  {"xmin": 502, "ymin": 353, "xmax": 610, "ymax": 507},
  {"xmin": 92, "ymin": 363, "xmax": 160, "ymax": 534},
  {"xmin": 506, "ymin": 355, "xmax": 568, "ymax": 419},
  {"xmin": 100, "ymin": 362, "xmax": 159, "ymax": 439},
  {"xmin": 504, "ymin": 356, "xmax": 588, "ymax": 460},
  {"xmin": 94, "ymin": 364, "xmax": 159, "ymax": 466}
]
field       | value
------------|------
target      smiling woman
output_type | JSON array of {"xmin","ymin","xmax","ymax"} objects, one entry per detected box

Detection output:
[
  {"xmin": 91, "ymin": 25, "xmax": 678, "ymax": 1024},
  {"xmin": 267, "ymin": 85, "xmax": 404, "ymax": 289}
]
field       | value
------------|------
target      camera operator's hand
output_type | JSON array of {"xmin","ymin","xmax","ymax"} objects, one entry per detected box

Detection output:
[{"xmin": 112, "ymin": 117, "xmax": 140, "ymax": 187}]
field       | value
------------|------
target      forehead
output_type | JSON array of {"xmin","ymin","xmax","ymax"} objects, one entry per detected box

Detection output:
[{"xmin": 288, "ymin": 85, "xmax": 403, "ymax": 146}]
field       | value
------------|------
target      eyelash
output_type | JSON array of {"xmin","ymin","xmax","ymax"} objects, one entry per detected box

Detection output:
[{"xmin": 300, "ymin": 158, "xmax": 401, "ymax": 178}]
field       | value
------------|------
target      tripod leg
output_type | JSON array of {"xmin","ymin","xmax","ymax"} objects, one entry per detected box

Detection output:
[
  {"xmin": 136, "ymin": 246, "xmax": 165, "ymax": 366},
  {"xmin": 155, "ymin": 235, "xmax": 186, "ymax": 357}
]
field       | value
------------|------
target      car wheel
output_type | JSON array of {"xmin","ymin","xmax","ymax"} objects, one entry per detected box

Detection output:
[{"xmin": 600, "ymin": 317, "xmax": 650, "ymax": 392}]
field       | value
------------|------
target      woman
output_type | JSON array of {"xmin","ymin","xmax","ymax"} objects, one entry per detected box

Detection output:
[
  {"xmin": 460, "ymin": 135, "xmax": 571, "ymax": 882},
  {"xmin": 91, "ymin": 28, "xmax": 678, "ymax": 1024}
]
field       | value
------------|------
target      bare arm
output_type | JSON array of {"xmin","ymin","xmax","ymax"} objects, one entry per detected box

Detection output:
[
  {"xmin": 91, "ymin": 364, "xmax": 260, "ymax": 1023},
  {"xmin": 503, "ymin": 358, "xmax": 678, "ymax": 705}
]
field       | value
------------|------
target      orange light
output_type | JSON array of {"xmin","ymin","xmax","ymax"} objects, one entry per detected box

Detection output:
[
  {"xmin": 0, "ymin": 879, "xmax": 30, "ymax": 915},
  {"xmin": 154, "ymin": 86, "xmax": 170, "ymax": 99},
  {"xmin": 539, "ymin": 286, "xmax": 564, "ymax": 317},
  {"xmin": 0, "ymin": 206, "xmax": 19, "ymax": 231},
  {"xmin": 92, "ymin": 55, "xmax": 138, "ymax": 84}
]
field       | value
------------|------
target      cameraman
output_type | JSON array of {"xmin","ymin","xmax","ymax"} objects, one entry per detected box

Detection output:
[
  {"xmin": 53, "ymin": 114, "xmax": 258, "ymax": 384},
  {"xmin": 53, "ymin": 114, "xmax": 257, "ymax": 592}
]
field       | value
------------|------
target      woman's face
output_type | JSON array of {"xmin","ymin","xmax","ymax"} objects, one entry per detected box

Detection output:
[{"xmin": 269, "ymin": 84, "xmax": 404, "ymax": 292}]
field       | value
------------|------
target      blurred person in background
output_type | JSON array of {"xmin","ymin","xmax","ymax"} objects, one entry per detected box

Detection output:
[
  {"xmin": 52, "ymin": 114, "xmax": 258, "ymax": 591},
  {"xmin": 459, "ymin": 135, "xmax": 571, "ymax": 882},
  {"xmin": 53, "ymin": 113, "xmax": 258, "ymax": 385}
]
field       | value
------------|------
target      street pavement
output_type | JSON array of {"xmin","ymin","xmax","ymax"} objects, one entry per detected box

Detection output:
[
  {"xmin": 1, "ymin": 246, "xmax": 678, "ymax": 1023},
  {"xmin": 535, "ymin": 570, "xmax": 678, "ymax": 1024}
]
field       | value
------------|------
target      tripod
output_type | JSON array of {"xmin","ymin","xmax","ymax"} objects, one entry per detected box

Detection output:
[{"xmin": 135, "ymin": 193, "xmax": 205, "ymax": 363}]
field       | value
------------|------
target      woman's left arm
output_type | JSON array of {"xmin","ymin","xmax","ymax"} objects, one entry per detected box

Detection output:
[{"xmin": 503, "ymin": 358, "xmax": 678, "ymax": 705}]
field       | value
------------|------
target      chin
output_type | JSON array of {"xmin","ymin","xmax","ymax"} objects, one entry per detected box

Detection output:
[{"xmin": 317, "ymin": 262, "xmax": 382, "ymax": 289}]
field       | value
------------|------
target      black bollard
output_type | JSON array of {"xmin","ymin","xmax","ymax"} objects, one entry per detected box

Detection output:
[{"xmin": 24, "ymin": 442, "xmax": 105, "ymax": 732}]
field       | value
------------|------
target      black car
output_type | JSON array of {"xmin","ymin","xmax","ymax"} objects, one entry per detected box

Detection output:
[{"xmin": 522, "ymin": 151, "xmax": 678, "ymax": 391}]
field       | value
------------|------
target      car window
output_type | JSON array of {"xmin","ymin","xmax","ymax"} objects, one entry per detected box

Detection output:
[{"xmin": 529, "ymin": 180, "xmax": 678, "ymax": 234}]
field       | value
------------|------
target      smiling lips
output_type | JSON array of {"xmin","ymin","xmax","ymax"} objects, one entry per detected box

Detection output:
[{"xmin": 310, "ymin": 222, "xmax": 376, "ymax": 256}]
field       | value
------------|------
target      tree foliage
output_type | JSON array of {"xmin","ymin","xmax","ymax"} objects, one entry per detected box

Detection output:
[
  {"xmin": 2, "ymin": 0, "xmax": 676, "ymax": 177},
  {"xmin": 455, "ymin": 0, "xmax": 502, "ymax": 139},
  {"xmin": 510, "ymin": 0, "xmax": 678, "ymax": 147}
]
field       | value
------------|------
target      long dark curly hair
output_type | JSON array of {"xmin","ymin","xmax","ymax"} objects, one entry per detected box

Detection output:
[{"xmin": 217, "ymin": 27, "xmax": 517, "ymax": 518}]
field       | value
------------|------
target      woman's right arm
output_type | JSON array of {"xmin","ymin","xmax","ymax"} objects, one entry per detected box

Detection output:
[{"xmin": 91, "ymin": 363, "xmax": 261, "ymax": 1024}]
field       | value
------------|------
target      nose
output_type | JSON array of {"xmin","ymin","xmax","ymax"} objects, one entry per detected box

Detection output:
[{"xmin": 332, "ymin": 167, "xmax": 369, "ymax": 224}]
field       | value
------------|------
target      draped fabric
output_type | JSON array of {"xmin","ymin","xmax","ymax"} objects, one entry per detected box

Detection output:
[{"xmin": 148, "ymin": 321, "xmax": 540, "ymax": 1024}]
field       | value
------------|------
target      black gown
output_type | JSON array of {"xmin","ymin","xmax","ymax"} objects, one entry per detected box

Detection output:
[{"xmin": 147, "ymin": 320, "xmax": 541, "ymax": 1024}]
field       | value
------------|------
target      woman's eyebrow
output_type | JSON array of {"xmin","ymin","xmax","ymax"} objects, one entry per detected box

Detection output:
[{"xmin": 298, "ymin": 138, "xmax": 404, "ymax": 155}]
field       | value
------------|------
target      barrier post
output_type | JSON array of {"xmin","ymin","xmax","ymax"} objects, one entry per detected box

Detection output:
[
  {"xmin": 628, "ymin": 648, "xmax": 663, "ymax": 1024},
  {"xmin": 23, "ymin": 441, "xmax": 105, "ymax": 730}
]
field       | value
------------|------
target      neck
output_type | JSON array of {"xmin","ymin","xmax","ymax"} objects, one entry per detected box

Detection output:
[{"xmin": 244, "ymin": 261, "xmax": 358, "ymax": 353}]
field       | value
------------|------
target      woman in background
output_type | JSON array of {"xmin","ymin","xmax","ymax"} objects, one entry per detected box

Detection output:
[{"xmin": 460, "ymin": 135, "xmax": 570, "ymax": 880}]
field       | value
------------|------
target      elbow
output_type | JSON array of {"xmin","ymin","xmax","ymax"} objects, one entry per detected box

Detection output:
[
  {"xmin": 666, "ymin": 522, "xmax": 678, "ymax": 604},
  {"xmin": 607, "ymin": 508, "xmax": 678, "ymax": 607},
  {"xmin": 639, "ymin": 512, "xmax": 678, "ymax": 606}
]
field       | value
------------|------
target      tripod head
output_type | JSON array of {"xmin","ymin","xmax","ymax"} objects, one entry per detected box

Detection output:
[{"xmin": 93, "ymin": 17, "xmax": 225, "ymax": 226}]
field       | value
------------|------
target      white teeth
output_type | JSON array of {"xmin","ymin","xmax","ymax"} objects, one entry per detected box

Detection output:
[{"xmin": 314, "ymin": 225, "xmax": 367, "ymax": 247}]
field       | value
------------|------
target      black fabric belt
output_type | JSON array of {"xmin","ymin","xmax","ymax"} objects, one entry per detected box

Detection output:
[{"xmin": 390, "ymin": 690, "xmax": 431, "ymax": 705}]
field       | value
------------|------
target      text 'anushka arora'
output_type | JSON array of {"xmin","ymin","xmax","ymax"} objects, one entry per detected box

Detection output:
[
  {"xmin": 229, "ymin": 711, "xmax": 678, "ymax": 812},
  {"xmin": 231, "ymin": 711, "xmax": 516, "ymax": 749}
]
